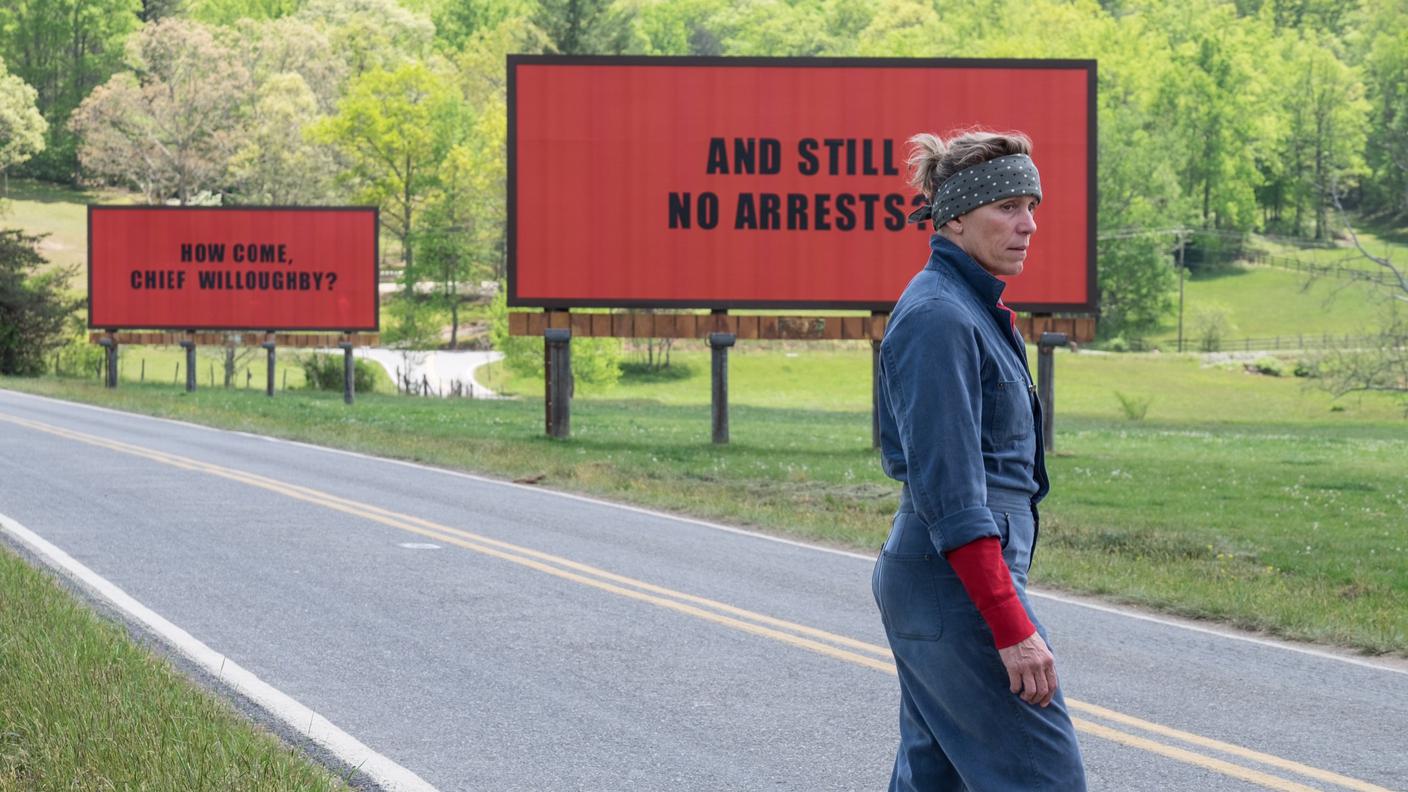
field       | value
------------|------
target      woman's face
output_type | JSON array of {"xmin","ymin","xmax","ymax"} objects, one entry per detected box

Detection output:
[{"xmin": 944, "ymin": 194, "xmax": 1039, "ymax": 278}]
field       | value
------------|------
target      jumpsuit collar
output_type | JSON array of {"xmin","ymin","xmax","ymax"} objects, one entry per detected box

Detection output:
[{"xmin": 925, "ymin": 234, "xmax": 1008, "ymax": 308}]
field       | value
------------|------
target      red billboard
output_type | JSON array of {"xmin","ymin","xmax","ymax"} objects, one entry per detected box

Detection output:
[
  {"xmin": 509, "ymin": 57, "xmax": 1096, "ymax": 312},
  {"xmin": 88, "ymin": 206, "xmax": 379, "ymax": 331}
]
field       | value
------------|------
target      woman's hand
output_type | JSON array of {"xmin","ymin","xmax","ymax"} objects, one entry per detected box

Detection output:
[{"xmin": 998, "ymin": 631, "xmax": 1059, "ymax": 707}]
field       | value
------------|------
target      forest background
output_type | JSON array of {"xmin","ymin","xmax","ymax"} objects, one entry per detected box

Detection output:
[{"xmin": 2, "ymin": 0, "xmax": 1406, "ymax": 355}]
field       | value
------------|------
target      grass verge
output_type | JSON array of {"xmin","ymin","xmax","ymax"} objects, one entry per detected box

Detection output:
[
  {"xmin": 3, "ymin": 352, "xmax": 1404, "ymax": 656},
  {"xmin": 0, "ymin": 543, "xmax": 351, "ymax": 791}
]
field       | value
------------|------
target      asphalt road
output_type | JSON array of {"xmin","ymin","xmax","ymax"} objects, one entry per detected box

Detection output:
[{"xmin": 1, "ymin": 388, "xmax": 1404, "ymax": 792}]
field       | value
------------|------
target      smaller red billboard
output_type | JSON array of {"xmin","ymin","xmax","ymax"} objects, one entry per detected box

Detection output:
[{"xmin": 88, "ymin": 206, "xmax": 379, "ymax": 331}]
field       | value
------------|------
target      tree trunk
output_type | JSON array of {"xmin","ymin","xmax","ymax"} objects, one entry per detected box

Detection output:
[
  {"xmin": 224, "ymin": 346, "xmax": 234, "ymax": 388},
  {"xmin": 450, "ymin": 298, "xmax": 460, "ymax": 350}
]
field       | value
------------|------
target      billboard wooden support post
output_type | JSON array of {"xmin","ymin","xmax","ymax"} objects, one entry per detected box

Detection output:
[
  {"xmin": 261, "ymin": 338, "xmax": 276, "ymax": 398},
  {"xmin": 340, "ymin": 339, "xmax": 355, "ymax": 405},
  {"xmin": 544, "ymin": 328, "xmax": 572, "ymax": 438},
  {"xmin": 98, "ymin": 334, "xmax": 117, "ymax": 388},
  {"xmin": 1037, "ymin": 332, "xmax": 1068, "ymax": 452},
  {"xmin": 179, "ymin": 339, "xmax": 196, "ymax": 392},
  {"xmin": 708, "ymin": 332, "xmax": 736, "ymax": 445},
  {"xmin": 871, "ymin": 338, "xmax": 882, "ymax": 450}
]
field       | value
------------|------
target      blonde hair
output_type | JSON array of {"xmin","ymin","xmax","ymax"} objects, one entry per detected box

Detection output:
[{"xmin": 906, "ymin": 130, "xmax": 1034, "ymax": 200}]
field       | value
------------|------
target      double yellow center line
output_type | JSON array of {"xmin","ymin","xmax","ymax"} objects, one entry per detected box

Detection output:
[{"xmin": 0, "ymin": 412, "xmax": 1392, "ymax": 792}]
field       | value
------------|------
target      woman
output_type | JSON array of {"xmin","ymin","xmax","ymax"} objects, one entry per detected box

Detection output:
[{"xmin": 873, "ymin": 130, "xmax": 1087, "ymax": 791}]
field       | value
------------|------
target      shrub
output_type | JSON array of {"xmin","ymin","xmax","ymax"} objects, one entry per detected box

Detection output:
[
  {"xmin": 1250, "ymin": 356, "xmax": 1286, "ymax": 377},
  {"xmin": 487, "ymin": 285, "xmax": 621, "ymax": 388},
  {"xmin": 299, "ymin": 353, "xmax": 378, "ymax": 393},
  {"xmin": 1190, "ymin": 302, "xmax": 1236, "ymax": 353},
  {"xmin": 1113, "ymin": 391, "xmax": 1152, "ymax": 421},
  {"xmin": 620, "ymin": 360, "xmax": 695, "ymax": 382}
]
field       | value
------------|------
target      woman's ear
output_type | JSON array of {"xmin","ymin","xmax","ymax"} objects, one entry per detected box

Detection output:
[{"xmin": 944, "ymin": 217, "xmax": 963, "ymax": 235}]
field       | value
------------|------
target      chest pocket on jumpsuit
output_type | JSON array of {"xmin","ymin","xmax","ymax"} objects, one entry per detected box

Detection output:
[{"xmin": 983, "ymin": 379, "xmax": 1033, "ymax": 446}]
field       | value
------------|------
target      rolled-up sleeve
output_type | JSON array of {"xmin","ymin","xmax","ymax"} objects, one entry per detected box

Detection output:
[{"xmin": 880, "ymin": 299, "xmax": 997, "ymax": 553}]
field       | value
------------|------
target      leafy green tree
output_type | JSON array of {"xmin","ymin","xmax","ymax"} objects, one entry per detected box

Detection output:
[
  {"xmin": 0, "ymin": 0, "xmax": 141, "ymax": 181},
  {"xmin": 1145, "ymin": 0, "xmax": 1273, "ymax": 230},
  {"xmin": 69, "ymin": 19, "xmax": 251, "ymax": 203},
  {"xmin": 226, "ymin": 72, "xmax": 336, "ymax": 204},
  {"xmin": 312, "ymin": 60, "xmax": 462, "ymax": 272},
  {"xmin": 634, "ymin": 0, "xmax": 732, "ymax": 55},
  {"xmin": 535, "ymin": 0, "xmax": 635, "ymax": 54},
  {"xmin": 227, "ymin": 17, "xmax": 345, "ymax": 113},
  {"xmin": 382, "ymin": 291, "xmax": 445, "ymax": 350},
  {"xmin": 1359, "ymin": 0, "xmax": 1408, "ymax": 216},
  {"xmin": 1274, "ymin": 30, "xmax": 1369, "ymax": 238},
  {"xmin": 0, "ymin": 57, "xmax": 47, "ymax": 194},
  {"xmin": 188, "ymin": 0, "xmax": 300, "ymax": 25},
  {"xmin": 852, "ymin": 0, "xmax": 940, "ymax": 56},
  {"xmin": 423, "ymin": 0, "xmax": 535, "ymax": 52},
  {"xmin": 718, "ymin": 0, "xmax": 837, "ymax": 56},
  {"xmin": 139, "ymin": 0, "xmax": 187, "ymax": 22},
  {"xmin": 296, "ymin": 0, "xmax": 434, "ymax": 77},
  {"xmin": 413, "ymin": 142, "xmax": 480, "ymax": 350},
  {"xmin": 0, "ymin": 229, "xmax": 79, "ymax": 376}
]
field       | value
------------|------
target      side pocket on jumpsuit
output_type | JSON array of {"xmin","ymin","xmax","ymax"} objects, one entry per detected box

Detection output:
[{"xmin": 874, "ymin": 551, "xmax": 944, "ymax": 641}]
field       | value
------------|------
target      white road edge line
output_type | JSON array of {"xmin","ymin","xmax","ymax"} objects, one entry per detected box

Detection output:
[
  {"xmin": 5, "ymin": 388, "xmax": 1405, "ymax": 677},
  {"xmin": 0, "ymin": 510, "xmax": 441, "ymax": 792}
]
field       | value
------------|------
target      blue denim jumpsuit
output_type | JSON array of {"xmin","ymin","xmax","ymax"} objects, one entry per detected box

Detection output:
[{"xmin": 873, "ymin": 234, "xmax": 1086, "ymax": 791}]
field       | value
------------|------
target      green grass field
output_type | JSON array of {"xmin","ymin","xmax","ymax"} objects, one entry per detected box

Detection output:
[
  {"xmin": 2, "ymin": 178, "xmax": 131, "ymax": 284},
  {"xmin": 5, "ymin": 344, "xmax": 1404, "ymax": 654},
  {"xmin": 1137, "ymin": 217, "xmax": 1408, "ymax": 349},
  {"xmin": 0, "ymin": 544, "xmax": 352, "ymax": 791}
]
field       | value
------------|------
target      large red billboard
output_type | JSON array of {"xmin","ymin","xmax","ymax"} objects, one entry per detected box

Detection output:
[
  {"xmin": 88, "ymin": 206, "xmax": 379, "ymax": 331},
  {"xmin": 509, "ymin": 57, "xmax": 1096, "ymax": 312}
]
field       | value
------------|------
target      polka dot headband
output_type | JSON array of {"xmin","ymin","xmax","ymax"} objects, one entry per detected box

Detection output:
[{"xmin": 907, "ymin": 153, "xmax": 1043, "ymax": 228}]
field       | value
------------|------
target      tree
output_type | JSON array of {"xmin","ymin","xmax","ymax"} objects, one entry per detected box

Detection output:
[
  {"xmin": 227, "ymin": 17, "xmax": 346, "ymax": 113},
  {"xmin": 68, "ymin": 19, "xmax": 251, "ymax": 203},
  {"xmin": 0, "ymin": 229, "xmax": 79, "ymax": 376},
  {"xmin": 413, "ymin": 144, "xmax": 477, "ymax": 350},
  {"xmin": 534, "ymin": 0, "xmax": 635, "ymax": 55},
  {"xmin": 424, "ymin": 0, "xmax": 535, "ymax": 52},
  {"xmin": 296, "ymin": 0, "xmax": 434, "ymax": 78},
  {"xmin": 1359, "ymin": 0, "xmax": 1408, "ymax": 217},
  {"xmin": 188, "ymin": 0, "xmax": 299, "ymax": 25},
  {"xmin": 453, "ymin": 18, "xmax": 546, "ymax": 281},
  {"xmin": 140, "ymin": 0, "xmax": 187, "ymax": 22},
  {"xmin": 0, "ymin": 57, "xmax": 47, "ymax": 194},
  {"xmin": 1274, "ymin": 31, "xmax": 1369, "ymax": 238},
  {"xmin": 226, "ymin": 72, "xmax": 336, "ymax": 204},
  {"xmin": 312, "ymin": 60, "xmax": 461, "ymax": 272},
  {"xmin": 0, "ymin": 0, "xmax": 141, "ymax": 181},
  {"xmin": 634, "ymin": 0, "xmax": 733, "ymax": 55}
]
